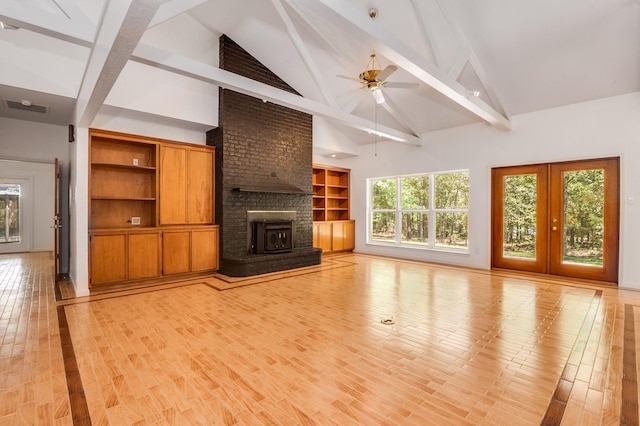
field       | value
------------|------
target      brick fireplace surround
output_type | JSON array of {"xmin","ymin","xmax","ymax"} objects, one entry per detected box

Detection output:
[{"xmin": 207, "ymin": 35, "xmax": 322, "ymax": 276}]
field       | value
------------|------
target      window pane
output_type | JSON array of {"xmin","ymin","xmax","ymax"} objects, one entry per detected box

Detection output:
[
  {"xmin": 372, "ymin": 178, "xmax": 396, "ymax": 209},
  {"xmin": 563, "ymin": 169, "xmax": 604, "ymax": 266},
  {"xmin": 0, "ymin": 184, "xmax": 21, "ymax": 244},
  {"xmin": 372, "ymin": 212, "xmax": 395, "ymax": 243},
  {"xmin": 435, "ymin": 172, "xmax": 469, "ymax": 209},
  {"xmin": 401, "ymin": 176, "xmax": 429, "ymax": 209},
  {"xmin": 401, "ymin": 212, "xmax": 428, "ymax": 244},
  {"xmin": 503, "ymin": 174, "xmax": 537, "ymax": 259},
  {"xmin": 435, "ymin": 212, "xmax": 468, "ymax": 249}
]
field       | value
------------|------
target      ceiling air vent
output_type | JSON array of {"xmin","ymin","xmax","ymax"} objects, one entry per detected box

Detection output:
[{"xmin": 5, "ymin": 99, "xmax": 48, "ymax": 114}]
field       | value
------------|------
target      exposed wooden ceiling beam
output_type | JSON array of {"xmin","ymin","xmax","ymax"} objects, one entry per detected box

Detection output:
[
  {"xmin": 282, "ymin": 0, "xmax": 361, "ymax": 76},
  {"xmin": 0, "ymin": 0, "xmax": 94, "ymax": 47},
  {"xmin": 379, "ymin": 94, "xmax": 421, "ymax": 136},
  {"xmin": 295, "ymin": 0, "xmax": 511, "ymax": 131},
  {"xmin": 271, "ymin": 0, "xmax": 339, "ymax": 108},
  {"xmin": 75, "ymin": 0, "xmax": 163, "ymax": 127},
  {"xmin": 131, "ymin": 44, "xmax": 421, "ymax": 145},
  {"xmin": 148, "ymin": 0, "xmax": 209, "ymax": 28},
  {"xmin": 449, "ymin": 47, "xmax": 470, "ymax": 80},
  {"xmin": 434, "ymin": 0, "xmax": 509, "ymax": 118},
  {"xmin": 410, "ymin": 0, "xmax": 442, "ymax": 67}
]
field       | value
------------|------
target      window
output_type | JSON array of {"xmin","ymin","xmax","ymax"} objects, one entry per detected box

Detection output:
[
  {"xmin": 0, "ymin": 184, "xmax": 21, "ymax": 244},
  {"xmin": 369, "ymin": 171, "xmax": 469, "ymax": 251}
]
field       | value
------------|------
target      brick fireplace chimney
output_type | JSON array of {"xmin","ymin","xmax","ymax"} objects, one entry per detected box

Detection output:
[{"xmin": 206, "ymin": 35, "xmax": 321, "ymax": 276}]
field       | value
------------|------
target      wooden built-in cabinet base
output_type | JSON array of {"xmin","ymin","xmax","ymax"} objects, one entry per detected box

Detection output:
[
  {"xmin": 313, "ymin": 220, "xmax": 355, "ymax": 254},
  {"xmin": 89, "ymin": 225, "xmax": 219, "ymax": 287},
  {"xmin": 88, "ymin": 129, "xmax": 218, "ymax": 289}
]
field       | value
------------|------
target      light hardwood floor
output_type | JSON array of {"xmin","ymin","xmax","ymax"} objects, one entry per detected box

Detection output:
[{"xmin": 0, "ymin": 251, "xmax": 638, "ymax": 425}]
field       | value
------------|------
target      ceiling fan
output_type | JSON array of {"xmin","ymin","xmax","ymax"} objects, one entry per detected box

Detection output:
[{"xmin": 338, "ymin": 53, "xmax": 419, "ymax": 104}]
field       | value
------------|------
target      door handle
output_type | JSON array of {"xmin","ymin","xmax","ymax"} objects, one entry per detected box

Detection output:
[{"xmin": 552, "ymin": 226, "xmax": 557, "ymax": 231}]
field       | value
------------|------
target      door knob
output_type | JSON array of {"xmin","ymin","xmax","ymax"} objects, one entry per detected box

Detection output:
[{"xmin": 552, "ymin": 226, "xmax": 557, "ymax": 231}]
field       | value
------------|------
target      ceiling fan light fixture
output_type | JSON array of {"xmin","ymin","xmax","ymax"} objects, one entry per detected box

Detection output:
[{"xmin": 372, "ymin": 88, "xmax": 385, "ymax": 104}]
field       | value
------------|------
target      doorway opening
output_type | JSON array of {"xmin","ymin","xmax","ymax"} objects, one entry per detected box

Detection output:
[
  {"xmin": 491, "ymin": 157, "xmax": 619, "ymax": 283},
  {"xmin": 0, "ymin": 183, "xmax": 22, "ymax": 244}
]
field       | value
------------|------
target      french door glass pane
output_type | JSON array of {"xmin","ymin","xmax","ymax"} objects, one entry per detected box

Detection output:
[
  {"xmin": 372, "ymin": 212, "xmax": 395, "ymax": 243},
  {"xmin": 401, "ymin": 212, "xmax": 428, "ymax": 245},
  {"xmin": 0, "ymin": 184, "xmax": 21, "ymax": 244},
  {"xmin": 435, "ymin": 212, "xmax": 468, "ymax": 249},
  {"xmin": 503, "ymin": 174, "xmax": 536, "ymax": 259},
  {"xmin": 562, "ymin": 169, "xmax": 604, "ymax": 266}
]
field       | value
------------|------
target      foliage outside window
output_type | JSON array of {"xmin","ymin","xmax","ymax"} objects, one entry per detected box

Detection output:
[
  {"xmin": 369, "ymin": 171, "xmax": 469, "ymax": 250},
  {"xmin": 0, "ymin": 184, "xmax": 21, "ymax": 244}
]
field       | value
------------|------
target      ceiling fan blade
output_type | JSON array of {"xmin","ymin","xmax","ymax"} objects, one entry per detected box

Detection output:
[
  {"xmin": 377, "ymin": 65, "xmax": 398, "ymax": 82},
  {"xmin": 336, "ymin": 75, "xmax": 360, "ymax": 82},
  {"xmin": 384, "ymin": 82, "xmax": 419, "ymax": 89},
  {"xmin": 372, "ymin": 88, "xmax": 385, "ymax": 104}
]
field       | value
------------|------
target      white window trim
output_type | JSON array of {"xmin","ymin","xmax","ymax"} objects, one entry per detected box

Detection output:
[{"xmin": 367, "ymin": 170, "xmax": 469, "ymax": 253}]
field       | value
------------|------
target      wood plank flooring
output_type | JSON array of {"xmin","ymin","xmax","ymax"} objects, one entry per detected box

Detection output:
[{"xmin": 1, "ymin": 251, "xmax": 639, "ymax": 425}]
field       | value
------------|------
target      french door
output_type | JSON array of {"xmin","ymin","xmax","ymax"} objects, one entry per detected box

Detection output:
[{"xmin": 491, "ymin": 158, "xmax": 619, "ymax": 283}]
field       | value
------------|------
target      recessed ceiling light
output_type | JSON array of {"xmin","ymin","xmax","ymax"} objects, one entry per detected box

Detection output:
[{"xmin": 331, "ymin": 154, "xmax": 337, "ymax": 158}]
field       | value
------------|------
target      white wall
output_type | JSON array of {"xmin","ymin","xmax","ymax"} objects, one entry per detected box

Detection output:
[
  {"xmin": 0, "ymin": 117, "xmax": 70, "ymax": 268},
  {"xmin": 329, "ymin": 92, "xmax": 640, "ymax": 289},
  {"xmin": 68, "ymin": 127, "xmax": 89, "ymax": 296},
  {"xmin": 104, "ymin": 61, "xmax": 218, "ymax": 132},
  {"xmin": 0, "ymin": 160, "xmax": 52, "ymax": 252},
  {"xmin": 92, "ymin": 111, "xmax": 209, "ymax": 145},
  {"xmin": 0, "ymin": 117, "xmax": 69, "ymax": 162}
]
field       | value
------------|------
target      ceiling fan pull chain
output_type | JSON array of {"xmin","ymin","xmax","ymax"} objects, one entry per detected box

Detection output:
[{"xmin": 374, "ymin": 102, "xmax": 378, "ymax": 157}]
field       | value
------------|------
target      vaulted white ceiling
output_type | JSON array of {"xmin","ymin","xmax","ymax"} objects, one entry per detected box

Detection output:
[{"xmin": 1, "ymin": 0, "xmax": 638, "ymax": 151}]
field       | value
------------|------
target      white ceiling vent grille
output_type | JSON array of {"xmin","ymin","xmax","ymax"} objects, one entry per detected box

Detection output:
[{"xmin": 4, "ymin": 100, "xmax": 48, "ymax": 114}]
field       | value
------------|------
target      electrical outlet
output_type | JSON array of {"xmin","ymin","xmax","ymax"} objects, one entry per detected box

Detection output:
[
  {"xmin": 133, "ymin": 158, "xmax": 139, "ymax": 166},
  {"xmin": 131, "ymin": 216, "xmax": 141, "ymax": 225}
]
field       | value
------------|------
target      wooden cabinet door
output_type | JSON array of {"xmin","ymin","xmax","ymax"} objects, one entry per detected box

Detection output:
[
  {"xmin": 343, "ymin": 220, "xmax": 355, "ymax": 251},
  {"xmin": 90, "ymin": 233, "xmax": 126, "ymax": 285},
  {"xmin": 332, "ymin": 222, "xmax": 346, "ymax": 251},
  {"xmin": 160, "ymin": 145, "xmax": 187, "ymax": 224},
  {"xmin": 163, "ymin": 231, "xmax": 191, "ymax": 275},
  {"xmin": 128, "ymin": 232, "xmax": 161, "ymax": 280},
  {"xmin": 313, "ymin": 222, "xmax": 332, "ymax": 252},
  {"xmin": 192, "ymin": 228, "xmax": 219, "ymax": 272},
  {"xmin": 187, "ymin": 149, "xmax": 214, "ymax": 224}
]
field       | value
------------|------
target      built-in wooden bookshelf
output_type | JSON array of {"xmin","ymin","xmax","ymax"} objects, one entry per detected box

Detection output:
[
  {"xmin": 312, "ymin": 164, "xmax": 354, "ymax": 253},
  {"xmin": 88, "ymin": 129, "xmax": 218, "ymax": 288},
  {"xmin": 312, "ymin": 165, "xmax": 350, "ymax": 222},
  {"xmin": 90, "ymin": 134, "xmax": 158, "ymax": 229}
]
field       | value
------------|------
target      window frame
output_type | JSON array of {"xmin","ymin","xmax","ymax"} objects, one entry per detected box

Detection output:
[{"xmin": 368, "ymin": 170, "xmax": 469, "ymax": 252}]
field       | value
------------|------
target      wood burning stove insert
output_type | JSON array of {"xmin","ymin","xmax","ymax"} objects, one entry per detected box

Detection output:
[{"xmin": 252, "ymin": 220, "xmax": 294, "ymax": 254}]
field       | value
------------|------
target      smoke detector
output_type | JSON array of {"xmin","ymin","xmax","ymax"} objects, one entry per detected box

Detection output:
[{"xmin": 368, "ymin": 8, "xmax": 378, "ymax": 19}]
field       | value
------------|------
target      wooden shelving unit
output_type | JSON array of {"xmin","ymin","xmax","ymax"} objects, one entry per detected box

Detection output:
[
  {"xmin": 90, "ymin": 133, "xmax": 158, "ymax": 229},
  {"xmin": 312, "ymin": 165, "xmax": 350, "ymax": 222},
  {"xmin": 312, "ymin": 164, "xmax": 354, "ymax": 253},
  {"xmin": 88, "ymin": 129, "xmax": 218, "ymax": 288}
]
